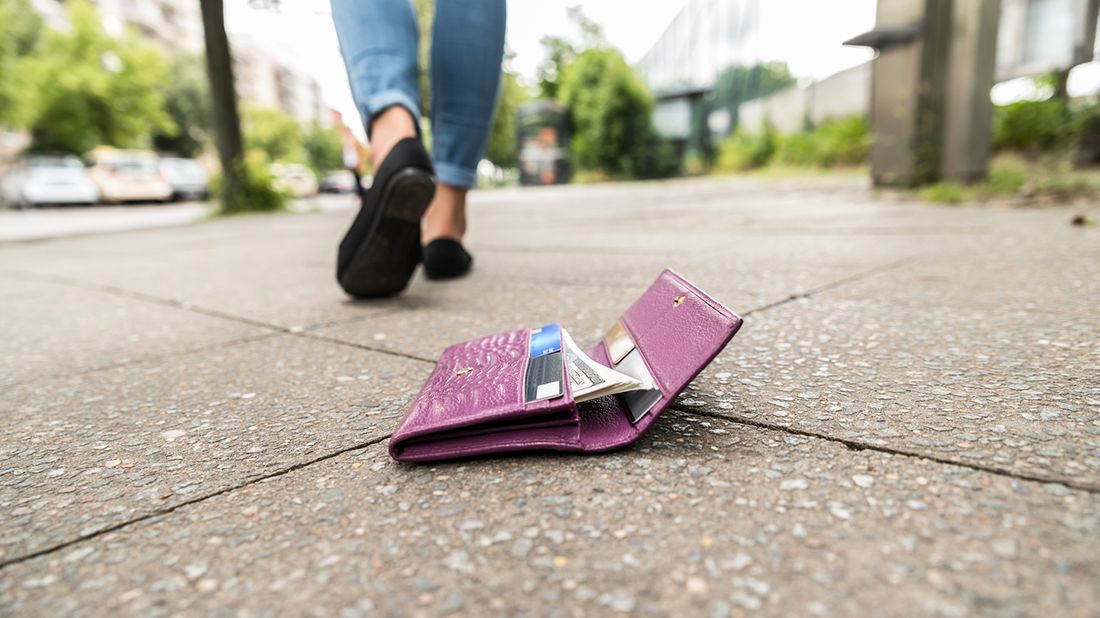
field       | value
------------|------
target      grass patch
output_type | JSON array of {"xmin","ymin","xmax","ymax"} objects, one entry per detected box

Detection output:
[
  {"xmin": 917, "ymin": 153, "xmax": 1100, "ymax": 205},
  {"xmin": 919, "ymin": 182, "xmax": 968, "ymax": 204}
]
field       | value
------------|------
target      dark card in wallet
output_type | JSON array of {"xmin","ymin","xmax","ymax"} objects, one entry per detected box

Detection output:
[{"xmin": 387, "ymin": 269, "xmax": 743, "ymax": 462}]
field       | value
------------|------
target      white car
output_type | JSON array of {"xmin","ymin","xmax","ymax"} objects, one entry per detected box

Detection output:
[
  {"xmin": 271, "ymin": 163, "xmax": 318, "ymax": 197},
  {"xmin": 1, "ymin": 155, "xmax": 99, "ymax": 209},
  {"xmin": 86, "ymin": 149, "xmax": 173, "ymax": 204},
  {"xmin": 319, "ymin": 169, "xmax": 357, "ymax": 194},
  {"xmin": 160, "ymin": 157, "xmax": 210, "ymax": 201}
]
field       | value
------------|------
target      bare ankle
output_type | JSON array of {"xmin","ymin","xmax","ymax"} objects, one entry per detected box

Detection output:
[
  {"xmin": 368, "ymin": 106, "xmax": 417, "ymax": 170},
  {"xmin": 422, "ymin": 184, "xmax": 467, "ymax": 243}
]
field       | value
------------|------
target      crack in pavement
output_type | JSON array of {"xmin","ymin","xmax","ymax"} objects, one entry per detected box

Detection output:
[
  {"xmin": 673, "ymin": 407, "xmax": 1100, "ymax": 494},
  {"xmin": 4, "ymin": 395, "xmax": 1095, "ymax": 571},
  {"xmin": 741, "ymin": 256, "xmax": 917, "ymax": 317},
  {"xmin": 0, "ymin": 435, "xmax": 391, "ymax": 571},
  {"xmin": 1, "ymin": 269, "xmax": 439, "ymax": 367},
  {"xmin": 0, "ymin": 332, "xmax": 281, "ymax": 392},
  {"xmin": 0, "ymin": 258, "xmax": 921, "ymax": 567}
]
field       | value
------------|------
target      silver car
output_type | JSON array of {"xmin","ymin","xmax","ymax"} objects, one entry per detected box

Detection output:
[
  {"xmin": 2, "ymin": 155, "xmax": 99, "ymax": 209},
  {"xmin": 160, "ymin": 157, "xmax": 210, "ymax": 201}
]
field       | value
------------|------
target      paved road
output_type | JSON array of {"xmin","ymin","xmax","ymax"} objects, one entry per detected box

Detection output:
[
  {"xmin": 0, "ymin": 194, "xmax": 354, "ymax": 243},
  {"xmin": 0, "ymin": 176, "xmax": 1097, "ymax": 616}
]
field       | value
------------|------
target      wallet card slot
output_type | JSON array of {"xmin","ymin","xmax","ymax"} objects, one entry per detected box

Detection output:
[{"xmin": 389, "ymin": 327, "xmax": 580, "ymax": 460}]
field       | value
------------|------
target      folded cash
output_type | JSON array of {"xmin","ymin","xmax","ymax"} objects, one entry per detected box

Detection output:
[{"xmin": 561, "ymin": 328, "xmax": 643, "ymax": 402}]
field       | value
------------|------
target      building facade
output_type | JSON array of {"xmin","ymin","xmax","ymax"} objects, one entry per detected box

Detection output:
[
  {"xmin": 637, "ymin": 0, "xmax": 761, "ymax": 95},
  {"xmin": 31, "ymin": 0, "xmax": 326, "ymax": 126}
]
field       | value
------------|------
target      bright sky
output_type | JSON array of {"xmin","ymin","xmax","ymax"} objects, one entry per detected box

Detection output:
[{"xmin": 225, "ymin": 0, "xmax": 876, "ymax": 138}]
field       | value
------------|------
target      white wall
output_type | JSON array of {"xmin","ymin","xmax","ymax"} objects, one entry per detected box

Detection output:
[{"xmin": 738, "ymin": 62, "xmax": 870, "ymax": 133}]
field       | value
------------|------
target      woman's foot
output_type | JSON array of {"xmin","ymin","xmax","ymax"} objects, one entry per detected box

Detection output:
[
  {"xmin": 336, "ymin": 134, "xmax": 435, "ymax": 298},
  {"xmin": 422, "ymin": 238, "xmax": 473, "ymax": 279},
  {"xmin": 421, "ymin": 183, "xmax": 473, "ymax": 279}
]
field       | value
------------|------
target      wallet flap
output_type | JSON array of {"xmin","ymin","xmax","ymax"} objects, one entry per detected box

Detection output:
[
  {"xmin": 577, "ymin": 269, "xmax": 742, "ymax": 450},
  {"xmin": 621, "ymin": 269, "xmax": 741, "ymax": 397}
]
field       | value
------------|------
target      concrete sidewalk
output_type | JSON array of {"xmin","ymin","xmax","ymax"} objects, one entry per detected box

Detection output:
[{"xmin": 1, "ymin": 176, "xmax": 1097, "ymax": 616}]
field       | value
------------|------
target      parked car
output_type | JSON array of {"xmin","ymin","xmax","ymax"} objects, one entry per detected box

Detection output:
[
  {"xmin": 86, "ymin": 148, "xmax": 173, "ymax": 203},
  {"xmin": 1, "ymin": 155, "xmax": 99, "ymax": 209},
  {"xmin": 319, "ymin": 169, "xmax": 357, "ymax": 194},
  {"xmin": 271, "ymin": 163, "xmax": 318, "ymax": 197},
  {"xmin": 159, "ymin": 157, "xmax": 210, "ymax": 201}
]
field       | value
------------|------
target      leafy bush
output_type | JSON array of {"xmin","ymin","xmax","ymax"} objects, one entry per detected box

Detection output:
[
  {"xmin": 212, "ymin": 152, "xmax": 285, "ymax": 214},
  {"xmin": 716, "ymin": 124, "xmax": 778, "ymax": 171},
  {"xmin": 811, "ymin": 116, "xmax": 870, "ymax": 166},
  {"xmin": 993, "ymin": 99, "xmax": 1076, "ymax": 153},
  {"xmin": 775, "ymin": 116, "xmax": 869, "ymax": 167},
  {"xmin": 774, "ymin": 131, "xmax": 819, "ymax": 166},
  {"xmin": 558, "ymin": 47, "xmax": 677, "ymax": 179},
  {"xmin": 919, "ymin": 182, "xmax": 967, "ymax": 204},
  {"xmin": 242, "ymin": 104, "xmax": 305, "ymax": 163},
  {"xmin": 302, "ymin": 122, "xmax": 344, "ymax": 175}
]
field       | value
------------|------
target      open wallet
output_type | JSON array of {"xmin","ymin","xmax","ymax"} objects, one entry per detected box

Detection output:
[{"xmin": 388, "ymin": 269, "xmax": 743, "ymax": 462}]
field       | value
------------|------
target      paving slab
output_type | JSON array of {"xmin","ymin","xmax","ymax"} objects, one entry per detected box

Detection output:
[
  {"xmin": 679, "ymin": 230, "xmax": 1100, "ymax": 489},
  {"xmin": 2, "ymin": 176, "xmax": 1098, "ymax": 614},
  {"xmin": 0, "ymin": 334, "xmax": 430, "ymax": 562},
  {"xmin": 0, "ymin": 211, "xmax": 397, "ymax": 330},
  {"xmin": 0, "ymin": 274, "xmax": 270, "ymax": 388},
  {"xmin": 1, "ymin": 411, "xmax": 1096, "ymax": 617}
]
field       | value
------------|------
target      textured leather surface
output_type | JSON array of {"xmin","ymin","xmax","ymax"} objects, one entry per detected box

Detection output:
[
  {"xmin": 387, "ymin": 270, "xmax": 742, "ymax": 462},
  {"xmin": 389, "ymin": 328, "xmax": 579, "ymax": 461}
]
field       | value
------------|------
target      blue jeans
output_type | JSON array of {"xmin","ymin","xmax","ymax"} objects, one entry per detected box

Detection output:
[{"xmin": 331, "ymin": 0, "xmax": 506, "ymax": 189}]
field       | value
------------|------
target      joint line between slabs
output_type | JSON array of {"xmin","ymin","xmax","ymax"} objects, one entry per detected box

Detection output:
[
  {"xmin": 2, "ymin": 269, "xmax": 437, "ymax": 365},
  {"xmin": 742, "ymin": 256, "xmax": 918, "ymax": 317},
  {"xmin": 677, "ymin": 407, "xmax": 1100, "ymax": 494},
  {"xmin": 0, "ymin": 435, "xmax": 392, "ymax": 571}
]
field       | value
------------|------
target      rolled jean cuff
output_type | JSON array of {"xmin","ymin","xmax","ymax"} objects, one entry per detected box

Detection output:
[
  {"xmin": 361, "ymin": 90, "xmax": 421, "ymax": 139},
  {"xmin": 434, "ymin": 161, "xmax": 477, "ymax": 189}
]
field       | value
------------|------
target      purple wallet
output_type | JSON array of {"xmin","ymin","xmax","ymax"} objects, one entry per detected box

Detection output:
[{"xmin": 388, "ymin": 269, "xmax": 743, "ymax": 462}]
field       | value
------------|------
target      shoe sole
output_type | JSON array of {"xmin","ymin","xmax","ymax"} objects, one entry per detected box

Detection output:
[{"xmin": 339, "ymin": 168, "xmax": 436, "ymax": 298}]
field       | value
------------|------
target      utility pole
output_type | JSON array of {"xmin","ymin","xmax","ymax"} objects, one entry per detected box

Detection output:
[{"xmin": 847, "ymin": 0, "xmax": 1001, "ymax": 186}]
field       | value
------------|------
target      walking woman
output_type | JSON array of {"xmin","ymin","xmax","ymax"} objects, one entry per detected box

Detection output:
[{"xmin": 331, "ymin": 0, "xmax": 506, "ymax": 297}]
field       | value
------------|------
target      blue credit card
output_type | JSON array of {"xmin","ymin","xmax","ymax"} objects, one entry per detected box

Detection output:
[
  {"xmin": 525, "ymin": 324, "xmax": 564, "ymax": 403},
  {"xmin": 528, "ymin": 324, "xmax": 562, "ymax": 358}
]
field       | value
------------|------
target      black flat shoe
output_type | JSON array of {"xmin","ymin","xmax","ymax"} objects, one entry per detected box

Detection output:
[
  {"xmin": 422, "ymin": 238, "xmax": 473, "ymax": 280},
  {"xmin": 337, "ymin": 137, "xmax": 435, "ymax": 298}
]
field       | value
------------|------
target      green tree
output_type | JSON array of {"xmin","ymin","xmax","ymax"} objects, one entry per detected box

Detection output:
[
  {"xmin": 710, "ymin": 62, "xmax": 796, "ymax": 130},
  {"xmin": 21, "ymin": 0, "xmax": 173, "ymax": 154},
  {"xmin": 0, "ymin": 0, "xmax": 43, "ymax": 128},
  {"xmin": 485, "ymin": 53, "xmax": 528, "ymax": 168},
  {"xmin": 536, "ymin": 36, "xmax": 576, "ymax": 100},
  {"xmin": 559, "ymin": 47, "xmax": 675, "ymax": 179},
  {"xmin": 535, "ymin": 7, "xmax": 601, "ymax": 100},
  {"xmin": 153, "ymin": 54, "xmax": 212, "ymax": 157},
  {"xmin": 303, "ymin": 122, "xmax": 344, "ymax": 174},
  {"xmin": 241, "ymin": 104, "xmax": 304, "ymax": 163}
]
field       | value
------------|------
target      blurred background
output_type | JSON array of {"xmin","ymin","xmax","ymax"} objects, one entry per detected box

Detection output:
[{"xmin": 1, "ymin": 0, "xmax": 1098, "ymax": 233}]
